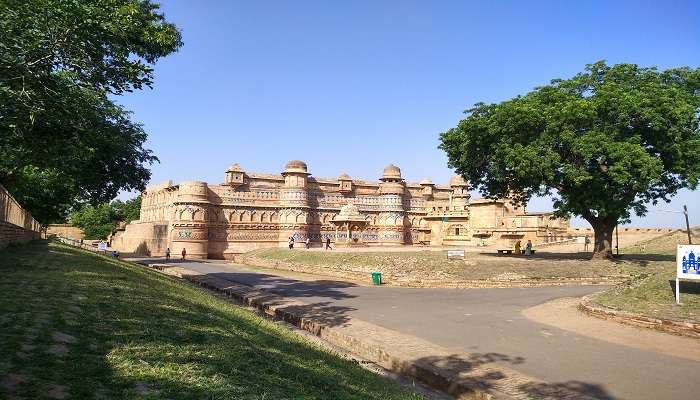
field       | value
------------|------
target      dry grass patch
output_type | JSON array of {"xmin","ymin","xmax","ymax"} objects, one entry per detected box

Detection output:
[
  {"xmin": 246, "ymin": 248, "xmax": 656, "ymax": 286},
  {"xmin": 593, "ymin": 228, "xmax": 700, "ymax": 324}
]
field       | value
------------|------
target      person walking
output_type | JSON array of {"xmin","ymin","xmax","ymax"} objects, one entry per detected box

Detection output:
[
  {"xmin": 305, "ymin": 237, "xmax": 310, "ymax": 249},
  {"xmin": 165, "ymin": 247, "xmax": 171, "ymax": 261},
  {"xmin": 325, "ymin": 237, "xmax": 332, "ymax": 250},
  {"xmin": 514, "ymin": 240, "xmax": 521, "ymax": 255},
  {"xmin": 288, "ymin": 237, "xmax": 294, "ymax": 249},
  {"xmin": 524, "ymin": 240, "xmax": 533, "ymax": 255},
  {"xmin": 584, "ymin": 236, "xmax": 591, "ymax": 252},
  {"xmin": 181, "ymin": 248, "xmax": 187, "ymax": 260}
]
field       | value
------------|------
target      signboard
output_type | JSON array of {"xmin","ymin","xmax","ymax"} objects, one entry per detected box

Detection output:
[
  {"xmin": 97, "ymin": 241, "xmax": 108, "ymax": 251},
  {"xmin": 447, "ymin": 250, "xmax": 465, "ymax": 259},
  {"xmin": 678, "ymin": 245, "xmax": 700, "ymax": 279},
  {"xmin": 675, "ymin": 245, "xmax": 700, "ymax": 303}
]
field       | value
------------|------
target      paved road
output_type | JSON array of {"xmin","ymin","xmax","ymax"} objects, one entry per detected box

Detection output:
[{"xmin": 158, "ymin": 259, "xmax": 699, "ymax": 400}]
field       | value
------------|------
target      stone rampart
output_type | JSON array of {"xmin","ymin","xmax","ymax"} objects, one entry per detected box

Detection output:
[
  {"xmin": 46, "ymin": 224, "xmax": 84, "ymax": 240},
  {"xmin": 0, "ymin": 184, "xmax": 41, "ymax": 249}
]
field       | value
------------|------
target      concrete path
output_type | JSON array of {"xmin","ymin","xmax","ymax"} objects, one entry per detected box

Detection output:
[{"xmin": 141, "ymin": 259, "xmax": 700, "ymax": 400}]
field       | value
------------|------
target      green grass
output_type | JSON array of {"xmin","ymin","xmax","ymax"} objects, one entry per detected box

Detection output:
[
  {"xmin": 593, "ymin": 229, "xmax": 700, "ymax": 323},
  {"xmin": 0, "ymin": 241, "xmax": 423, "ymax": 400}
]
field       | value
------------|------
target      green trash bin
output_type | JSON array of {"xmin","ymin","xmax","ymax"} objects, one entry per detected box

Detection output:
[{"xmin": 371, "ymin": 272, "xmax": 382, "ymax": 285}]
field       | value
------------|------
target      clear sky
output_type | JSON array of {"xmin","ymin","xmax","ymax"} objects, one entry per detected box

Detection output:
[{"xmin": 117, "ymin": 0, "xmax": 700, "ymax": 228}]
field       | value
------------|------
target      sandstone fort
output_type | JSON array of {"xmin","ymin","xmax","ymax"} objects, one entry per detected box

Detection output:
[{"xmin": 111, "ymin": 161, "xmax": 570, "ymax": 258}]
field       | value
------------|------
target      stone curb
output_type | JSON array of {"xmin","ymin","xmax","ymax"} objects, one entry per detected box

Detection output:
[
  {"xmin": 578, "ymin": 295, "xmax": 700, "ymax": 339},
  {"xmin": 145, "ymin": 263, "xmax": 499, "ymax": 399},
  {"xmin": 142, "ymin": 262, "xmax": 602, "ymax": 400},
  {"xmin": 240, "ymin": 256, "xmax": 627, "ymax": 289}
]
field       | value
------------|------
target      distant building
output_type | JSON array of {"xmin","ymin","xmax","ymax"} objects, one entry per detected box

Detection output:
[{"xmin": 111, "ymin": 161, "xmax": 569, "ymax": 258}]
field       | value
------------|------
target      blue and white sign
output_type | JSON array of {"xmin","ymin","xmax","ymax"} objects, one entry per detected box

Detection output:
[
  {"xmin": 676, "ymin": 244, "xmax": 700, "ymax": 304},
  {"xmin": 677, "ymin": 245, "xmax": 700, "ymax": 280},
  {"xmin": 97, "ymin": 241, "xmax": 108, "ymax": 251}
]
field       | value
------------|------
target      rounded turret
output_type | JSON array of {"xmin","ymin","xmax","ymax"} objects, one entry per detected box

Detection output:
[
  {"xmin": 283, "ymin": 160, "xmax": 309, "ymax": 175},
  {"xmin": 177, "ymin": 181, "xmax": 209, "ymax": 203},
  {"xmin": 449, "ymin": 175, "xmax": 470, "ymax": 210},
  {"xmin": 381, "ymin": 164, "xmax": 402, "ymax": 182},
  {"xmin": 449, "ymin": 174, "xmax": 469, "ymax": 187}
]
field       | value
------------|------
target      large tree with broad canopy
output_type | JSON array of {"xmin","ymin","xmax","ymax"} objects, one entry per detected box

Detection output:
[
  {"xmin": 0, "ymin": 0, "xmax": 182, "ymax": 223},
  {"xmin": 439, "ymin": 62, "xmax": 700, "ymax": 258}
]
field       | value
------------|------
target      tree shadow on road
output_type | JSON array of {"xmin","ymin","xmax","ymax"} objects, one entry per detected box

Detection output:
[
  {"xmin": 410, "ymin": 352, "xmax": 616, "ymax": 400},
  {"xmin": 209, "ymin": 271, "xmax": 359, "ymax": 300}
]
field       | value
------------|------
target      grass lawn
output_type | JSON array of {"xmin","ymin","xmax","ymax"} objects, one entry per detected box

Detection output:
[
  {"xmin": 592, "ymin": 229, "xmax": 700, "ymax": 323},
  {"xmin": 0, "ymin": 241, "xmax": 423, "ymax": 400},
  {"xmin": 245, "ymin": 248, "xmax": 649, "ymax": 286}
]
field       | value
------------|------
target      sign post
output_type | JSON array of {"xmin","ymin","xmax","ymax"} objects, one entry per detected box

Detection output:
[
  {"xmin": 676, "ymin": 244, "xmax": 700, "ymax": 304},
  {"xmin": 446, "ymin": 249, "xmax": 465, "ymax": 259}
]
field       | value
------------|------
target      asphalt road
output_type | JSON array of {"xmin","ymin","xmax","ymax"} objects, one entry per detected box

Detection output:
[{"xmin": 162, "ymin": 259, "xmax": 699, "ymax": 400}]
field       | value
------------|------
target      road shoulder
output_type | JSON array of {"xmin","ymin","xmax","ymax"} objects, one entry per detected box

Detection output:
[{"xmin": 522, "ymin": 297, "xmax": 700, "ymax": 362}]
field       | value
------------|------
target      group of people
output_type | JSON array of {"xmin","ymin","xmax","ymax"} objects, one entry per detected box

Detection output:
[
  {"xmin": 164, "ymin": 247, "xmax": 187, "ymax": 261},
  {"xmin": 288, "ymin": 236, "xmax": 333, "ymax": 250},
  {"xmin": 513, "ymin": 239, "xmax": 534, "ymax": 255},
  {"xmin": 161, "ymin": 236, "xmax": 334, "ymax": 263}
]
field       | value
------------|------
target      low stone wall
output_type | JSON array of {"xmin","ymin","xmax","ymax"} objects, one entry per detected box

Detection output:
[
  {"xmin": 568, "ymin": 227, "xmax": 679, "ymax": 235},
  {"xmin": 579, "ymin": 295, "xmax": 700, "ymax": 338},
  {"xmin": 0, "ymin": 184, "xmax": 41, "ymax": 249}
]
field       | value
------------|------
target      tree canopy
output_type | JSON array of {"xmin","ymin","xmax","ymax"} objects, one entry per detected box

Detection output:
[
  {"xmin": 0, "ymin": 0, "xmax": 182, "ymax": 223},
  {"xmin": 69, "ymin": 195, "xmax": 141, "ymax": 239},
  {"xmin": 440, "ymin": 62, "xmax": 700, "ymax": 258}
]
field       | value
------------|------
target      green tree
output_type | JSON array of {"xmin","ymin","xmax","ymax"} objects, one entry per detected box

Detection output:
[
  {"xmin": 0, "ymin": 0, "xmax": 182, "ymax": 223},
  {"xmin": 69, "ymin": 203, "xmax": 119, "ymax": 239},
  {"xmin": 69, "ymin": 195, "xmax": 140, "ymax": 239},
  {"xmin": 112, "ymin": 195, "xmax": 141, "ymax": 224},
  {"xmin": 440, "ymin": 62, "xmax": 700, "ymax": 258}
]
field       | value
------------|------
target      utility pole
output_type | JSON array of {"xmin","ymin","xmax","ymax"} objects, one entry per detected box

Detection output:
[{"xmin": 684, "ymin": 205, "xmax": 692, "ymax": 245}]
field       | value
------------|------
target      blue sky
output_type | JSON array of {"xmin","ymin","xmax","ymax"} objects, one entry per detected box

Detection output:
[{"xmin": 117, "ymin": 0, "xmax": 700, "ymax": 228}]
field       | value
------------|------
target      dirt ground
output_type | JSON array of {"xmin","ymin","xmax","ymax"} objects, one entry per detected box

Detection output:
[{"xmin": 242, "ymin": 247, "xmax": 663, "ymax": 288}]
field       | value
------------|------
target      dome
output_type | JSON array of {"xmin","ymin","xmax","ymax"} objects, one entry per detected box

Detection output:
[
  {"xmin": 449, "ymin": 174, "xmax": 469, "ymax": 187},
  {"xmin": 419, "ymin": 178, "xmax": 433, "ymax": 186},
  {"xmin": 381, "ymin": 164, "xmax": 402, "ymax": 180},
  {"xmin": 227, "ymin": 163, "xmax": 243, "ymax": 172},
  {"xmin": 338, "ymin": 173, "xmax": 352, "ymax": 181},
  {"xmin": 283, "ymin": 160, "xmax": 309, "ymax": 174}
]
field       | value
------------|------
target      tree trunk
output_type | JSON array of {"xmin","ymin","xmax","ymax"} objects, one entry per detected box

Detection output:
[{"xmin": 586, "ymin": 217, "xmax": 617, "ymax": 259}]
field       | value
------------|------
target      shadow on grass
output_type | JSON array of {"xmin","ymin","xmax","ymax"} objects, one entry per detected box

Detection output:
[
  {"xmin": 668, "ymin": 279, "xmax": 700, "ymax": 295},
  {"xmin": 0, "ymin": 241, "xmax": 417, "ymax": 400}
]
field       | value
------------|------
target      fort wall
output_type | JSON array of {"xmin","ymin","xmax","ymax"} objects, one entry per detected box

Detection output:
[
  {"xmin": 113, "ymin": 161, "xmax": 572, "ymax": 258},
  {"xmin": 0, "ymin": 184, "xmax": 41, "ymax": 249}
]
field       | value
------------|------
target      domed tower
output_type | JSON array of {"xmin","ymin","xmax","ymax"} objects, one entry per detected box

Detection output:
[
  {"xmin": 279, "ymin": 160, "xmax": 311, "ymax": 246},
  {"xmin": 377, "ymin": 164, "xmax": 408, "ymax": 245},
  {"xmin": 449, "ymin": 174, "xmax": 471, "ymax": 211},
  {"xmin": 171, "ymin": 181, "xmax": 211, "ymax": 259}
]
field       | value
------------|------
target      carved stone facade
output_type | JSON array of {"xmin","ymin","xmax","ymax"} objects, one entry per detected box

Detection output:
[{"xmin": 111, "ymin": 161, "xmax": 570, "ymax": 258}]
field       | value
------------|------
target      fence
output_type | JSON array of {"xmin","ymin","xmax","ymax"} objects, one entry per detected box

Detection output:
[
  {"xmin": 0, "ymin": 183, "xmax": 42, "ymax": 249},
  {"xmin": 54, "ymin": 236, "xmax": 120, "ymax": 257}
]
